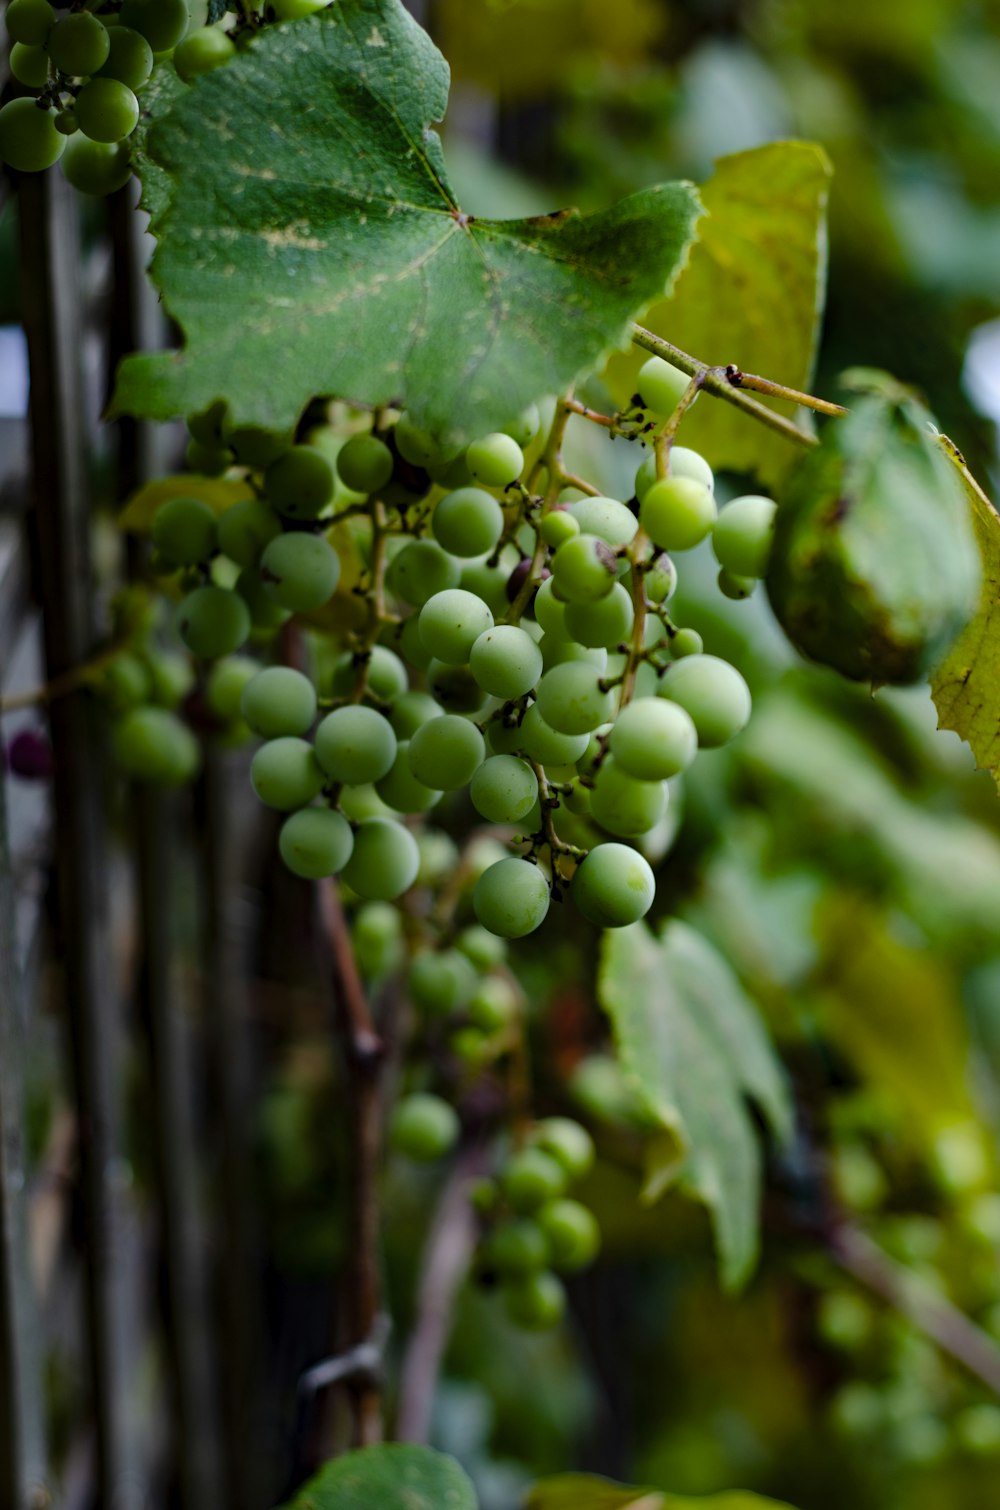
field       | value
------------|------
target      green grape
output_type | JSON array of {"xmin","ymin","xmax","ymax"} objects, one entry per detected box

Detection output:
[
  {"xmin": 467, "ymin": 975, "xmax": 518, "ymax": 1030},
  {"xmin": 60, "ymin": 136, "xmax": 132, "ymax": 196},
  {"xmin": 10, "ymin": 41, "xmax": 50, "ymax": 87},
  {"xmin": 250, "ymin": 736, "xmax": 324, "ymax": 811},
  {"xmin": 0, "ymin": 100, "xmax": 66, "ymax": 172},
  {"xmin": 260, "ymin": 531, "xmax": 340, "ymax": 612},
  {"xmin": 517, "ymin": 703, "xmax": 589, "ymax": 767},
  {"xmin": 75, "ymin": 79, "xmax": 140, "ymax": 145},
  {"xmin": 331, "ymin": 644, "xmax": 407, "ymax": 702},
  {"xmin": 54, "ymin": 111, "xmax": 78, "ymax": 137},
  {"xmin": 217, "ymin": 497, "xmax": 282, "ymax": 568},
  {"xmin": 393, "ymin": 414, "xmax": 441, "ymax": 467},
  {"xmin": 503, "ymin": 1147, "xmax": 567, "ymax": 1212},
  {"xmin": 5, "ymin": 0, "xmax": 55, "ymax": 47},
  {"xmin": 389, "ymin": 1092, "xmax": 459, "ymax": 1162},
  {"xmin": 540, "ymin": 636, "xmax": 608, "ymax": 671},
  {"xmin": 407, "ymin": 714, "xmax": 484, "ymax": 790},
  {"xmin": 565, "ymin": 496, "xmax": 638, "ymax": 549},
  {"xmin": 590, "ymin": 758, "xmax": 667, "ymax": 837},
  {"xmin": 717, "ymin": 568, "xmax": 755, "ymax": 600},
  {"xmin": 114, "ymin": 707, "xmax": 199, "ymax": 785},
  {"xmin": 426, "ymin": 450, "xmax": 473, "ymax": 489},
  {"xmin": 278, "ymin": 806, "xmax": 353, "ymax": 879},
  {"xmin": 95, "ymin": 25, "xmax": 154, "ymax": 89},
  {"xmin": 459, "ymin": 553, "xmax": 513, "ymax": 618},
  {"xmin": 485, "ymin": 718, "xmax": 525, "ymax": 756},
  {"xmin": 224, "ymin": 424, "xmax": 292, "ymax": 470},
  {"xmin": 537, "ymin": 1199, "xmax": 600, "ymax": 1271},
  {"xmin": 473, "ymin": 858, "xmax": 550, "ymax": 938},
  {"xmin": 100, "ymin": 651, "xmax": 152, "ymax": 711},
  {"xmin": 314, "ymin": 705, "xmax": 396, "ymax": 785},
  {"xmin": 173, "ymin": 25, "xmax": 235, "ymax": 82},
  {"xmin": 466, "ymin": 432, "xmax": 524, "ymax": 488},
  {"xmin": 535, "ymin": 662, "xmax": 614, "ymax": 736},
  {"xmin": 427, "ymin": 659, "xmax": 487, "ymax": 713},
  {"xmin": 564, "ymin": 582, "xmax": 633, "ymax": 651},
  {"xmin": 712, "ymin": 494, "xmax": 777, "ymax": 578},
  {"xmin": 176, "ymin": 585, "xmax": 250, "ymax": 659},
  {"xmin": 241, "ymin": 666, "xmax": 316, "ymax": 737},
  {"xmin": 386, "ymin": 540, "xmax": 460, "ymax": 606},
  {"xmin": 455, "ymin": 924, "xmax": 507, "ymax": 972},
  {"xmin": 610, "ymin": 697, "xmax": 696, "ymax": 780},
  {"xmin": 670, "ymin": 627, "xmax": 703, "ymax": 659},
  {"xmin": 640, "ymin": 476, "xmax": 717, "ymax": 552},
  {"xmin": 532, "ymin": 577, "xmax": 569, "ymax": 638},
  {"xmin": 817, "ymin": 1291, "xmax": 872, "ymax": 1352},
  {"xmin": 634, "ymin": 445, "xmax": 714, "ymax": 502},
  {"xmin": 339, "ymin": 784, "xmax": 393, "ymax": 823},
  {"xmin": 636, "ymin": 355, "xmax": 691, "ymax": 417},
  {"xmin": 503, "ymin": 1270, "xmax": 566, "ymax": 1330},
  {"xmin": 563, "ymin": 779, "xmax": 591, "ymax": 816},
  {"xmin": 418, "ymin": 588, "xmax": 494, "ymax": 664},
  {"xmin": 375, "ymin": 741, "xmax": 440, "ymax": 813},
  {"xmin": 118, "ymin": 0, "xmax": 191, "ymax": 53},
  {"xmin": 469, "ymin": 624, "xmax": 542, "ymax": 699},
  {"xmin": 469, "ymin": 754, "xmax": 538, "ymax": 823},
  {"xmin": 532, "ymin": 1117, "xmax": 595, "ymax": 1180},
  {"xmin": 658, "ymin": 654, "xmax": 751, "ymax": 747},
  {"xmin": 343, "ymin": 817, "xmax": 420, "ymax": 901},
  {"xmin": 550, "ymin": 533, "xmax": 618, "ymax": 603},
  {"xmin": 955, "ymin": 1405, "xmax": 1000, "ymax": 1456},
  {"xmin": 539, "ymin": 509, "xmax": 579, "ymax": 550},
  {"xmin": 46, "ymin": 12, "xmax": 110, "ymax": 75},
  {"xmin": 571, "ymin": 841, "xmax": 656, "ymax": 925},
  {"xmin": 187, "ymin": 400, "xmax": 228, "ymax": 447},
  {"xmin": 486, "ymin": 1220, "xmax": 548, "ymax": 1276},
  {"xmin": 644, "ymin": 554, "xmax": 677, "ymax": 606},
  {"xmin": 408, "ymin": 949, "xmax": 477, "ymax": 1015},
  {"xmin": 264, "ymin": 445, "xmax": 334, "ymax": 519},
  {"xmin": 146, "ymin": 650, "xmax": 195, "ymax": 708},
  {"xmin": 431, "ymin": 486, "xmax": 504, "ymax": 558},
  {"xmin": 151, "ymin": 495, "xmax": 217, "ymax": 565},
  {"xmin": 205, "ymin": 654, "xmax": 259, "ymax": 721},
  {"xmin": 503, "ymin": 403, "xmax": 540, "ymax": 447},
  {"xmin": 388, "ymin": 690, "xmax": 442, "ymax": 738},
  {"xmin": 235, "ymin": 566, "xmax": 290, "ymax": 631},
  {"xmin": 353, "ymin": 900, "xmax": 404, "ymax": 979},
  {"xmin": 335, "ymin": 433, "xmax": 394, "ymax": 494},
  {"xmin": 416, "ymin": 827, "xmax": 460, "ymax": 887},
  {"xmin": 186, "ymin": 438, "xmax": 232, "ymax": 476}
]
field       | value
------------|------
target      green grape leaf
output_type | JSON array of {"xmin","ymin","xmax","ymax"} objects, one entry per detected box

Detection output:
[
  {"xmin": 276, "ymin": 1444, "xmax": 477, "ymax": 1510},
  {"xmin": 111, "ymin": 0, "xmax": 701, "ymax": 445},
  {"xmin": 606, "ymin": 141, "xmax": 831, "ymax": 487},
  {"xmin": 598, "ymin": 920, "xmax": 793, "ymax": 1290},
  {"xmin": 528, "ymin": 1476, "xmax": 799, "ymax": 1510},
  {"xmin": 930, "ymin": 434, "xmax": 1000, "ymax": 792}
]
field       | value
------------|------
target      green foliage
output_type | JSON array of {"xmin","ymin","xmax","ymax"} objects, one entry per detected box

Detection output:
[
  {"xmin": 527, "ymin": 1475, "xmax": 799, "ymax": 1509},
  {"xmin": 276, "ymin": 1444, "xmax": 477, "ymax": 1509}
]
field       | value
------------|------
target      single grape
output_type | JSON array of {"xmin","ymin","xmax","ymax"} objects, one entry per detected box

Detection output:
[
  {"xmin": 54, "ymin": 111, "xmax": 78, "ymax": 137},
  {"xmin": 339, "ymin": 784, "xmax": 393, "ymax": 824},
  {"xmin": 10, "ymin": 42, "xmax": 50, "ymax": 87},
  {"xmin": 590, "ymin": 758, "xmax": 667, "ymax": 837},
  {"xmin": 459, "ymin": 554, "xmax": 513, "ymax": 618},
  {"xmin": 565, "ymin": 496, "xmax": 638, "ymax": 549},
  {"xmin": 467, "ymin": 975, "xmax": 518, "ymax": 1031},
  {"xmin": 418, "ymin": 588, "xmax": 494, "ymax": 664},
  {"xmin": 278, "ymin": 806, "xmax": 353, "ymax": 879},
  {"xmin": 473, "ymin": 858, "xmax": 550, "ymax": 938},
  {"xmin": 532, "ymin": 577, "xmax": 569, "ymax": 638},
  {"xmin": 100, "ymin": 651, "xmax": 152, "ymax": 711},
  {"xmin": 503, "ymin": 403, "xmax": 541, "ymax": 447},
  {"xmin": 539, "ymin": 509, "xmax": 579, "ymax": 550},
  {"xmin": 469, "ymin": 624, "xmax": 542, "ymax": 699},
  {"xmin": 431, "ymin": 486, "xmax": 504, "ymax": 558},
  {"xmin": 712, "ymin": 494, "xmax": 777, "ymax": 578},
  {"xmin": 113, "ymin": 707, "xmax": 199, "ymax": 786},
  {"xmin": 146, "ymin": 650, "xmax": 195, "ymax": 708},
  {"xmin": 416, "ymin": 828, "xmax": 460, "ymax": 887},
  {"xmin": 535, "ymin": 662, "xmax": 614, "ymax": 736},
  {"xmin": 564, "ymin": 582, "xmax": 633, "ymax": 650},
  {"xmin": 407, "ymin": 714, "xmax": 484, "ymax": 790},
  {"xmin": 186, "ymin": 438, "xmax": 232, "ymax": 476},
  {"xmin": 537, "ymin": 1199, "xmax": 600, "ymax": 1271},
  {"xmin": 353, "ymin": 900, "xmax": 404, "ymax": 979},
  {"xmin": 152, "ymin": 496, "xmax": 217, "ymax": 565},
  {"xmin": 388, "ymin": 690, "xmax": 442, "ymax": 738},
  {"xmin": 5, "ymin": 0, "xmax": 55, "ymax": 47},
  {"xmin": 118, "ymin": 0, "xmax": 191, "ymax": 53},
  {"xmin": 60, "ymin": 136, "xmax": 132, "ymax": 196},
  {"xmin": 387, "ymin": 540, "xmax": 461, "ymax": 607},
  {"xmin": 375, "ymin": 741, "xmax": 440, "ymax": 813},
  {"xmin": 670, "ymin": 627, "xmax": 703, "ymax": 659},
  {"xmin": 217, "ymin": 497, "xmax": 282, "ymax": 568},
  {"xmin": 426, "ymin": 450, "xmax": 473, "ymax": 489},
  {"xmin": 636, "ymin": 355, "xmax": 691, "ymax": 418},
  {"xmin": 517, "ymin": 703, "xmax": 589, "ymax": 767},
  {"xmin": 390, "ymin": 1093, "xmax": 459, "ymax": 1162},
  {"xmin": 75, "ymin": 80, "xmax": 140, "ymax": 145},
  {"xmin": 342, "ymin": 817, "xmax": 420, "ymax": 900},
  {"xmin": 634, "ymin": 445, "xmax": 714, "ymax": 502},
  {"xmin": 314, "ymin": 705, "xmax": 396, "ymax": 786},
  {"xmin": 241, "ymin": 666, "xmax": 317, "ymax": 737},
  {"xmin": 250, "ymin": 736, "xmax": 324, "ymax": 811},
  {"xmin": 658, "ymin": 654, "xmax": 751, "ymax": 747},
  {"xmin": 173, "ymin": 25, "xmax": 235, "ymax": 82},
  {"xmin": 260, "ymin": 531, "xmax": 340, "ymax": 612},
  {"xmin": 393, "ymin": 414, "xmax": 441, "ymax": 467},
  {"xmin": 466, "ymin": 432, "xmax": 524, "ymax": 488},
  {"xmin": 335, "ymin": 433, "xmax": 394, "ymax": 494},
  {"xmin": 455, "ymin": 924, "xmax": 507, "ymax": 972},
  {"xmin": 331, "ymin": 644, "xmax": 408, "ymax": 703},
  {"xmin": 502, "ymin": 1270, "xmax": 566, "ymax": 1330},
  {"xmin": 408, "ymin": 949, "xmax": 477, "ymax": 1015},
  {"xmin": 469, "ymin": 755, "xmax": 538, "ymax": 823},
  {"xmin": 224, "ymin": 425, "xmax": 292, "ymax": 470},
  {"xmin": 46, "ymin": 12, "xmax": 110, "ymax": 75},
  {"xmin": 176, "ymin": 585, "xmax": 250, "ymax": 659},
  {"xmin": 640, "ymin": 476, "xmax": 717, "ymax": 552},
  {"xmin": 205, "ymin": 654, "xmax": 259, "ymax": 721},
  {"xmin": 486, "ymin": 1220, "xmax": 548, "ymax": 1276},
  {"xmin": 427, "ymin": 660, "xmax": 487, "ymax": 714},
  {"xmin": 550, "ymin": 533, "xmax": 618, "ymax": 603},
  {"xmin": 235, "ymin": 566, "xmax": 291, "ymax": 630},
  {"xmin": 571, "ymin": 842, "xmax": 656, "ymax": 925},
  {"xmin": 264, "ymin": 445, "xmax": 334, "ymax": 519},
  {"xmin": 95, "ymin": 25, "xmax": 154, "ymax": 89},
  {"xmin": 717, "ymin": 568, "xmax": 755, "ymax": 600},
  {"xmin": 610, "ymin": 697, "xmax": 697, "ymax": 780},
  {"xmin": 532, "ymin": 1117, "xmax": 595, "ymax": 1180},
  {"xmin": 644, "ymin": 554, "xmax": 677, "ymax": 605},
  {"xmin": 0, "ymin": 100, "xmax": 66, "ymax": 172},
  {"xmin": 503, "ymin": 1147, "xmax": 567, "ymax": 1212}
]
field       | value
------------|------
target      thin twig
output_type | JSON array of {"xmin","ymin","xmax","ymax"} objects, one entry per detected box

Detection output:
[
  {"xmin": 0, "ymin": 641, "xmax": 124, "ymax": 715},
  {"xmin": 725, "ymin": 364, "xmax": 847, "ymax": 416}
]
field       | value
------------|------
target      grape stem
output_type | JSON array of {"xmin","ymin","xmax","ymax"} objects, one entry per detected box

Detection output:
[
  {"xmin": 654, "ymin": 372, "xmax": 705, "ymax": 482},
  {"xmin": 504, "ymin": 397, "xmax": 575, "ymax": 625},
  {"xmin": 526, "ymin": 758, "xmax": 587, "ymax": 866},
  {"xmin": 725, "ymin": 364, "xmax": 848, "ymax": 416},
  {"xmin": 0, "ymin": 639, "xmax": 128, "ymax": 715}
]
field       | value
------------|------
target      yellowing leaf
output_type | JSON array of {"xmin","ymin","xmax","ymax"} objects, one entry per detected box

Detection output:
[
  {"xmin": 119, "ymin": 474, "xmax": 253, "ymax": 533},
  {"xmin": 528, "ymin": 1477, "xmax": 800, "ymax": 1510}
]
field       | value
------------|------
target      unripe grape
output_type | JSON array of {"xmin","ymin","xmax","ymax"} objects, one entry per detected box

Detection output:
[
  {"xmin": 473, "ymin": 858, "xmax": 550, "ymax": 939},
  {"xmin": 205, "ymin": 654, "xmax": 258, "ymax": 721},
  {"xmin": 670, "ymin": 627, "xmax": 703, "ymax": 659},
  {"xmin": 407, "ymin": 714, "xmax": 484, "ymax": 790},
  {"xmin": 717, "ymin": 568, "xmax": 755, "ymax": 600},
  {"xmin": 467, "ymin": 975, "xmax": 518, "ymax": 1031},
  {"xmin": 387, "ymin": 540, "xmax": 461, "ymax": 606},
  {"xmin": 342, "ymin": 817, "xmax": 419, "ymax": 900},
  {"xmin": 390, "ymin": 1093, "xmax": 459, "ymax": 1162},
  {"xmin": 119, "ymin": 0, "xmax": 191, "ymax": 54},
  {"xmin": 271, "ymin": 0, "xmax": 335, "ymax": 17},
  {"xmin": 176, "ymin": 585, "xmax": 250, "ymax": 659},
  {"xmin": 336, "ymin": 433, "xmax": 394, "ymax": 494},
  {"xmin": 640, "ymin": 476, "xmax": 717, "ymax": 552},
  {"xmin": 486, "ymin": 1220, "xmax": 549, "ymax": 1276},
  {"xmin": 235, "ymin": 567, "xmax": 290, "ymax": 630},
  {"xmin": 635, "ymin": 445, "xmax": 714, "ymax": 502},
  {"xmin": 551, "ymin": 533, "xmax": 618, "ymax": 604},
  {"xmin": 278, "ymin": 806, "xmax": 353, "ymax": 879},
  {"xmin": 712, "ymin": 494, "xmax": 777, "ymax": 578},
  {"xmin": 315, "ymin": 705, "xmax": 396, "ymax": 786},
  {"xmin": 393, "ymin": 414, "xmax": 441, "ymax": 467},
  {"xmin": 388, "ymin": 690, "xmax": 442, "ymax": 738},
  {"xmin": 250, "ymin": 736, "xmax": 324, "ymax": 811},
  {"xmin": 408, "ymin": 949, "xmax": 477, "ymax": 1015},
  {"xmin": 469, "ymin": 754, "xmax": 538, "ymax": 823},
  {"xmin": 96, "ymin": 25, "xmax": 154, "ymax": 90},
  {"xmin": 645, "ymin": 554, "xmax": 677, "ymax": 605},
  {"xmin": 537, "ymin": 1199, "xmax": 600, "ymax": 1271},
  {"xmin": 60, "ymin": 136, "xmax": 132, "ymax": 196},
  {"xmin": 217, "ymin": 497, "xmax": 282, "ymax": 568},
  {"xmin": 533, "ymin": 577, "xmax": 570, "ymax": 638},
  {"xmin": 469, "ymin": 624, "xmax": 542, "ymax": 699},
  {"xmin": 431, "ymin": 486, "xmax": 503, "ymax": 558},
  {"xmin": 535, "ymin": 662, "xmax": 614, "ymax": 736},
  {"xmin": 518, "ymin": 703, "xmax": 589, "ymax": 767},
  {"xmin": 10, "ymin": 41, "xmax": 50, "ymax": 87},
  {"xmin": 571, "ymin": 841, "xmax": 656, "ymax": 925},
  {"xmin": 565, "ymin": 496, "xmax": 638, "ymax": 549},
  {"xmin": 503, "ymin": 1148, "xmax": 568, "ymax": 1212},
  {"xmin": 590, "ymin": 758, "xmax": 667, "ymax": 837},
  {"xmin": 6, "ymin": 0, "xmax": 56, "ymax": 47},
  {"xmin": 54, "ymin": 111, "xmax": 78, "ymax": 137},
  {"xmin": 99, "ymin": 653, "xmax": 152, "ymax": 713},
  {"xmin": 114, "ymin": 707, "xmax": 199, "ymax": 786},
  {"xmin": 225, "ymin": 424, "xmax": 292, "ymax": 470},
  {"xmin": 503, "ymin": 1270, "xmax": 566, "ymax": 1330},
  {"xmin": 418, "ymin": 588, "xmax": 493, "ymax": 664},
  {"xmin": 47, "ymin": 13, "xmax": 110, "ymax": 75},
  {"xmin": 241, "ymin": 666, "xmax": 316, "ymax": 737},
  {"xmin": 427, "ymin": 660, "xmax": 487, "ymax": 713},
  {"xmin": 636, "ymin": 355, "xmax": 691, "ymax": 417},
  {"xmin": 466, "ymin": 432, "xmax": 524, "ymax": 488},
  {"xmin": 331, "ymin": 644, "xmax": 407, "ymax": 703},
  {"xmin": 339, "ymin": 784, "xmax": 393, "ymax": 824},
  {"xmin": 539, "ymin": 509, "xmax": 579, "ymax": 550},
  {"xmin": 264, "ymin": 445, "xmax": 334, "ymax": 519},
  {"xmin": 532, "ymin": 1117, "xmax": 595, "ymax": 1180},
  {"xmin": 415, "ymin": 827, "xmax": 459, "ymax": 887},
  {"xmin": 657, "ymin": 654, "xmax": 751, "ymax": 747},
  {"xmin": 152, "ymin": 496, "xmax": 217, "ymax": 565},
  {"xmin": 610, "ymin": 697, "xmax": 696, "ymax": 780},
  {"xmin": 353, "ymin": 900, "xmax": 404, "ymax": 979},
  {"xmin": 146, "ymin": 651, "xmax": 195, "ymax": 709},
  {"xmin": 76, "ymin": 79, "xmax": 139, "ymax": 144},
  {"xmin": 173, "ymin": 25, "xmax": 235, "ymax": 82},
  {"xmin": 0, "ymin": 100, "xmax": 66, "ymax": 172},
  {"xmin": 564, "ymin": 582, "xmax": 633, "ymax": 650},
  {"xmin": 462, "ymin": 553, "xmax": 516, "ymax": 618},
  {"xmin": 455, "ymin": 924, "xmax": 507, "ymax": 972},
  {"xmin": 260, "ymin": 531, "xmax": 340, "ymax": 612},
  {"xmin": 375, "ymin": 741, "xmax": 440, "ymax": 813},
  {"xmin": 503, "ymin": 403, "xmax": 541, "ymax": 447}
]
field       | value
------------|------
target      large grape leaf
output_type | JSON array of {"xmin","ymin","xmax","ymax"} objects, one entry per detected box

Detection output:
[
  {"xmin": 276, "ymin": 1444, "xmax": 477, "ymax": 1510},
  {"xmin": 606, "ymin": 142, "xmax": 831, "ymax": 487},
  {"xmin": 112, "ymin": 0, "xmax": 701, "ymax": 445},
  {"xmin": 527, "ymin": 1476, "xmax": 799, "ymax": 1510},
  {"xmin": 598, "ymin": 920, "xmax": 792, "ymax": 1290},
  {"xmin": 930, "ymin": 434, "xmax": 1000, "ymax": 793}
]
